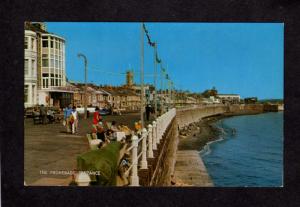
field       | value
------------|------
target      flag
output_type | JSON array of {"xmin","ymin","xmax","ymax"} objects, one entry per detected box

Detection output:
[
  {"xmin": 143, "ymin": 23, "xmax": 155, "ymax": 47},
  {"xmin": 156, "ymin": 52, "xmax": 161, "ymax": 63}
]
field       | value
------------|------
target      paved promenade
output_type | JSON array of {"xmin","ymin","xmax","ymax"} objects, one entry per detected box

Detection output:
[
  {"xmin": 24, "ymin": 112, "xmax": 154, "ymax": 185},
  {"xmin": 174, "ymin": 150, "xmax": 213, "ymax": 186}
]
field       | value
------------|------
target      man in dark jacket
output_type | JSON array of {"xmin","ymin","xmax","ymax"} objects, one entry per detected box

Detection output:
[
  {"xmin": 145, "ymin": 104, "xmax": 151, "ymax": 121},
  {"xmin": 40, "ymin": 104, "xmax": 47, "ymax": 124}
]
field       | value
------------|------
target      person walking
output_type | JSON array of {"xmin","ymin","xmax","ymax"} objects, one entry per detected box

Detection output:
[
  {"xmin": 145, "ymin": 104, "xmax": 151, "ymax": 121},
  {"xmin": 64, "ymin": 104, "xmax": 73, "ymax": 133},
  {"xmin": 71, "ymin": 106, "xmax": 79, "ymax": 134},
  {"xmin": 40, "ymin": 104, "xmax": 47, "ymax": 124},
  {"xmin": 91, "ymin": 106, "xmax": 102, "ymax": 138}
]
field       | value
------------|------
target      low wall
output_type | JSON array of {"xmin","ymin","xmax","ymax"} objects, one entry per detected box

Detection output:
[
  {"xmin": 229, "ymin": 104, "xmax": 264, "ymax": 114},
  {"xmin": 176, "ymin": 105, "xmax": 228, "ymax": 128}
]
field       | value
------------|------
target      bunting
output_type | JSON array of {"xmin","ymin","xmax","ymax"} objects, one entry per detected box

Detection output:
[
  {"xmin": 143, "ymin": 23, "xmax": 155, "ymax": 47},
  {"xmin": 155, "ymin": 52, "xmax": 161, "ymax": 63}
]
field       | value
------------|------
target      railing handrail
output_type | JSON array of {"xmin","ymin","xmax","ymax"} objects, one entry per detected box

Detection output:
[{"xmin": 125, "ymin": 107, "xmax": 176, "ymax": 186}]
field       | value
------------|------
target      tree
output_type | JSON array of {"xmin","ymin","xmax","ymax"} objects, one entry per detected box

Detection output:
[{"xmin": 202, "ymin": 87, "xmax": 218, "ymax": 98}]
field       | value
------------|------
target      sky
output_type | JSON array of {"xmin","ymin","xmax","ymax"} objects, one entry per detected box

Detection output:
[{"xmin": 46, "ymin": 22, "xmax": 283, "ymax": 99}]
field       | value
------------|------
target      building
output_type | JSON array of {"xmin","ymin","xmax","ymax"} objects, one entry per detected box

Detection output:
[
  {"xmin": 24, "ymin": 22, "xmax": 70, "ymax": 108},
  {"xmin": 24, "ymin": 29, "xmax": 38, "ymax": 107},
  {"xmin": 217, "ymin": 94, "xmax": 240, "ymax": 104},
  {"xmin": 244, "ymin": 97, "xmax": 258, "ymax": 104}
]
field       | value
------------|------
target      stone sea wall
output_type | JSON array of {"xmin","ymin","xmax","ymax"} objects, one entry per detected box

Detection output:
[
  {"xmin": 156, "ymin": 104, "xmax": 265, "ymax": 186},
  {"xmin": 176, "ymin": 105, "xmax": 228, "ymax": 129}
]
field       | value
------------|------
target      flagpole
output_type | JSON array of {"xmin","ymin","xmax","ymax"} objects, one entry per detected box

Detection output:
[
  {"xmin": 154, "ymin": 43, "xmax": 157, "ymax": 118},
  {"xmin": 140, "ymin": 23, "xmax": 145, "ymax": 128}
]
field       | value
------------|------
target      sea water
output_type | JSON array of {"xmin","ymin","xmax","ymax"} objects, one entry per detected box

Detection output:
[{"xmin": 200, "ymin": 112, "xmax": 283, "ymax": 187}]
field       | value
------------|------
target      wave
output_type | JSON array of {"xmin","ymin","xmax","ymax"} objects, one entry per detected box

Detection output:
[{"xmin": 199, "ymin": 136, "xmax": 225, "ymax": 156}]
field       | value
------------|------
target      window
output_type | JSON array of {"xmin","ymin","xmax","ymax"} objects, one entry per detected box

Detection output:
[
  {"xmin": 55, "ymin": 42, "xmax": 58, "ymax": 49},
  {"xmin": 50, "ymin": 59, "xmax": 54, "ymax": 67},
  {"xmin": 55, "ymin": 79, "xmax": 58, "ymax": 86},
  {"xmin": 24, "ymin": 85, "xmax": 28, "ymax": 103},
  {"xmin": 50, "ymin": 40, "xmax": 53, "ymax": 48},
  {"xmin": 31, "ymin": 38, "xmax": 34, "ymax": 50},
  {"xmin": 42, "ymin": 40, "xmax": 48, "ymax": 47},
  {"xmin": 55, "ymin": 60, "xmax": 58, "ymax": 68},
  {"xmin": 24, "ymin": 37, "xmax": 28, "ymax": 49},
  {"xmin": 51, "ymin": 78, "xmax": 54, "ymax": 86},
  {"xmin": 42, "ymin": 73, "xmax": 49, "ymax": 77},
  {"xmin": 24, "ymin": 59, "xmax": 28, "ymax": 75},
  {"xmin": 32, "ymin": 85, "xmax": 35, "ymax": 103},
  {"xmin": 31, "ymin": 59, "xmax": 35, "ymax": 76},
  {"xmin": 42, "ymin": 59, "xmax": 48, "ymax": 67},
  {"xmin": 42, "ymin": 54, "xmax": 48, "ymax": 58},
  {"xmin": 43, "ymin": 78, "xmax": 49, "ymax": 88}
]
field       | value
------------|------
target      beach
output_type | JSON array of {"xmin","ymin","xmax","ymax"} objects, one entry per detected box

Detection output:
[{"xmin": 178, "ymin": 115, "xmax": 223, "ymax": 151}]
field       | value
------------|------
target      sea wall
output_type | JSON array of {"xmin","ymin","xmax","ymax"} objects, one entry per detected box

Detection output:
[
  {"xmin": 228, "ymin": 104, "xmax": 264, "ymax": 114},
  {"xmin": 153, "ymin": 104, "xmax": 265, "ymax": 186},
  {"xmin": 176, "ymin": 105, "xmax": 228, "ymax": 128}
]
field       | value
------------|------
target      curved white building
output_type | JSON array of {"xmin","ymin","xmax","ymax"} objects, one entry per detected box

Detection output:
[
  {"xmin": 24, "ymin": 30, "xmax": 38, "ymax": 108},
  {"xmin": 25, "ymin": 22, "xmax": 72, "ymax": 108},
  {"xmin": 40, "ymin": 33, "xmax": 66, "ymax": 89}
]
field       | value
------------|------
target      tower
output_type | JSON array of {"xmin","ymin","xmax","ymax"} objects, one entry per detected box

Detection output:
[{"xmin": 126, "ymin": 70, "xmax": 134, "ymax": 87}]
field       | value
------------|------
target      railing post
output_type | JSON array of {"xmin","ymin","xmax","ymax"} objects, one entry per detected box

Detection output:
[
  {"xmin": 147, "ymin": 124, "xmax": 153, "ymax": 158},
  {"xmin": 152, "ymin": 121, "xmax": 157, "ymax": 150},
  {"xmin": 140, "ymin": 128, "xmax": 148, "ymax": 169},
  {"xmin": 130, "ymin": 135, "xmax": 139, "ymax": 186},
  {"xmin": 75, "ymin": 172, "xmax": 91, "ymax": 186},
  {"xmin": 157, "ymin": 117, "xmax": 161, "ymax": 143}
]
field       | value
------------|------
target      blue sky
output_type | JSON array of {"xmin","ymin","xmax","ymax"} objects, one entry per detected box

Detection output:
[{"xmin": 46, "ymin": 22, "xmax": 283, "ymax": 99}]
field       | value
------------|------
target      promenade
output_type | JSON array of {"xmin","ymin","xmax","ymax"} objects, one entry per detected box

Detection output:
[{"xmin": 24, "ymin": 112, "xmax": 154, "ymax": 185}]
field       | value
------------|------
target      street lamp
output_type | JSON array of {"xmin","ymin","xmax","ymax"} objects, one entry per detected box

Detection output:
[
  {"xmin": 77, "ymin": 53, "xmax": 88, "ymax": 119},
  {"xmin": 140, "ymin": 23, "xmax": 145, "ymax": 128},
  {"xmin": 153, "ymin": 42, "xmax": 158, "ymax": 118}
]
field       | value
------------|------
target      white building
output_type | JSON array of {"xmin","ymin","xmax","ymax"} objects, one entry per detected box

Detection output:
[
  {"xmin": 25, "ymin": 22, "xmax": 71, "ymax": 108},
  {"xmin": 217, "ymin": 94, "xmax": 240, "ymax": 104},
  {"xmin": 24, "ymin": 30, "xmax": 38, "ymax": 108},
  {"xmin": 38, "ymin": 32, "xmax": 67, "ymax": 106}
]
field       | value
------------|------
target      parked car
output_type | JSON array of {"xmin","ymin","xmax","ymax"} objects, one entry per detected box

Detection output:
[{"xmin": 99, "ymin": 108, "xmax": 111, "ymax": 116}]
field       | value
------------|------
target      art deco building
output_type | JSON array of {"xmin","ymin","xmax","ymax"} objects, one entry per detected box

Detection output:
[{"xmin": 24, "ymin": 22, "xmax": 73, "ymax": 108}]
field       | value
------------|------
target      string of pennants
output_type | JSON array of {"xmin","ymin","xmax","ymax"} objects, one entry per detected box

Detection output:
[{"xmin": 143, "ymin": 23, "xmax": 170, "ymax": 81}]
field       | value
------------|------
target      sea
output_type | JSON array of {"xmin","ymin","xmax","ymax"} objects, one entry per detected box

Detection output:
[{"xmin": 200, "ymin": 112, "xmax": 283, "ymax": 187}]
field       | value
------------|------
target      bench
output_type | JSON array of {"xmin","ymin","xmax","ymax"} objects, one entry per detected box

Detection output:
[{"xmin": 86, "ymin": 134, "xmax": 102, "ymax": 150}]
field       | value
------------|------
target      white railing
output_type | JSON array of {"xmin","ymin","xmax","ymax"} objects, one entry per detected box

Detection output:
[{"xmin": 125, "ymin": 108, "xmax": 176, "ymax": 186}]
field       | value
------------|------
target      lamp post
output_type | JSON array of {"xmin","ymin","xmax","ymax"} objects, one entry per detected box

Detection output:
[
  {"xmin": 140, "ymin": 23, "xmax": 145, "ymax": 128},
  {"xmin": 153, "ymin": 43, "xmax": 157, "ymax": 118},
  {"xmin": 78, "ymin": 53, "xmax": 88, "ymax": 119},
  {"xmin": 161, "ymin": 67, "xmax": 165, "ymax": 114}
]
